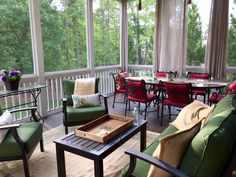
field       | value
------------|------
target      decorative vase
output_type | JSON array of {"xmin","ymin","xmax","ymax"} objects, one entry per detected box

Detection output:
[{"xmin": 4, "ymin": 80, "xmax": 20, "ymax": 91}]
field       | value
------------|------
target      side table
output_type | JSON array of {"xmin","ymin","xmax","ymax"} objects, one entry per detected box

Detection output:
[{"xmin": 54, "ymin": 120, "xmax": 147, "ymax": 177}]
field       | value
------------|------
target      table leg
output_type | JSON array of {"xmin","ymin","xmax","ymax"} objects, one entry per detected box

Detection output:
[
  {"xmin": 140, "ymin": 125, "xmax": 147, "ymax": 151},
  {"xmin": 56, "ymin": 144, "xmax": 66, "ymax": 177},
  {"xmin": 94, "ymin": 158, "xmax": 104, "ymax": 177}
]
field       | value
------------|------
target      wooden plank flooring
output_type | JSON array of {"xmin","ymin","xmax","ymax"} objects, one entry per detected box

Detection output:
[{"xmin": 43, "ymin": 93, "xmax": 178, "ymax": 133}]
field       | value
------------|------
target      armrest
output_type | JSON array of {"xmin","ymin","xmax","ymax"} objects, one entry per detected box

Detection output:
[
  {"xmin": 124, "ymin": 149, "xmax": 190, "ymax": 177},
  {"xmin": 61, "ymin": 98, "xmax": 68, "ymax": 125},
  {"xmin": 10, "ymin": 107, "xmax": 37, "ymax": 113},
  {"xmin": 0, "ymin": 124, "xmax": 21, "ymax": 130},
  {"xmin": 100, "ymin": 94, "xmax": 108, "ymax": 114},
  {"xmin": 61, "ymin": 97, "xmax": 68, "ymax": 108},
  {"xmin": 10, "ymin": 107, "xmax": 39, "ymax": 122}
]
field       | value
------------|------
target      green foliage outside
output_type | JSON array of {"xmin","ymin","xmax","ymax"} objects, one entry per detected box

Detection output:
[
  {"xmin": 1, "ymin": 0, "xmax": 236, "ymax": 74},
  {"xmin": 187, "ymin": 2, "xmax": 205, "ymax": 66},
  {"xmin": 0, "ymin": 0, "xmax": 33, "ymax": 74},
  {"xmin": 128, "ymin": 0, "xmax": 155, "ymax": 65},
  {"xmin": 41, "ymin": 0, "xmax": 87, "ymax": 71},
  {"xmin": 94, "ymin": 0, "xmax": 120, "ymax": 67},
  {"xmin": 228, "ymin": 12, "xmax": 236, "ymax": 67}
]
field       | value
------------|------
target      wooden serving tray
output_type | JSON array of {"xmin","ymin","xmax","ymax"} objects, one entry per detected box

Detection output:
[{"xmin": 74, "ymin": 114, "xmax": 133, "ymax": 143}]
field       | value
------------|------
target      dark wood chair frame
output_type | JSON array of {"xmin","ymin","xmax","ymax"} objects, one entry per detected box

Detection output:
[
  {"xmin": 160, "ymin": 81, "xmax": 193, "ymax": 126},
  {"xmin": 125, "ymin": 79, "xmax": 159, "ymax": 120},
  {"xmin": 0, "ymin": 107, "xmax": 44, "ymax": 177},
  {"xmin": 111, "ymin": 72, "xmax": 127, "ymax": 108},
  {"xmin": 61, "ymin": 94, "xmax": 108, "ymax": 134},
  {"xmin": 187, "ymin": 72, "xmax": 211, "ymax": 103}
]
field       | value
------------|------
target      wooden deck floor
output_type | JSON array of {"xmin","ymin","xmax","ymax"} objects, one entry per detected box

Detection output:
[{"xmin": 43, "ymin": 93, "xmax": 177, "ymax": 133}]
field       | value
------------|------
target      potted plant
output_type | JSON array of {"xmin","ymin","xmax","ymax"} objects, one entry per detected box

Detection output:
[{"xmin": 0, "ymin": 69, "xmax": 21, "ymax": 91}]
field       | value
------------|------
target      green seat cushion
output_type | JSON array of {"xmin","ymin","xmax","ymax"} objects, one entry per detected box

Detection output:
[
  {"xmin": 62, "ymin": 78, "xmax": 100, "ymax": 106},
  {"xmin": 0, "ymin": 122, "xmax": 42, "ymax": 157},
  {"xmin": 122, "ymin": 125, "xmax": 178, "ymax": 177},
  {"xmin": 66, "ymin": 105, "xmax": 107, "ymax": 124},
  {"xmin": 180, "ymin": 94, "xmax": 236, "ymax": 177}
]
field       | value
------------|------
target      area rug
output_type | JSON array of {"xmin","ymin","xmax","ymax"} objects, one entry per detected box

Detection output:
[{"xmin": 0, "ymin": 125, "xmax": 159, "ymax": 177}]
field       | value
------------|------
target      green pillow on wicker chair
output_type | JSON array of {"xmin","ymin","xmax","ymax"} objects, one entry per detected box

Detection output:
[{"xmin": 61, "ymin": 78, "xmax": 108, "ymax": 134}]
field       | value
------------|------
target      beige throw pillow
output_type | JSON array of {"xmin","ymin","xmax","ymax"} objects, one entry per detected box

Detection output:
[
  {"xmin": 170, "ymin": 100, "xmax": 215, "ymax": 129},
  {"xmin": 74, "ymin": 77, "xmax": 96, "ymax": 95},
  {"xmin": 147, "ymin": 121, "xmax": 202, "ymax": 177}
]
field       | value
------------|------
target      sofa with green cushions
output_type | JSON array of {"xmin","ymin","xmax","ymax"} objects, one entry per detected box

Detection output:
[
  {"xmin": 61, "ymin": 78, "xmax": 108, "ymax": 134},
  {"xmin": 123, "ymin": 94, "xmax": 236, "ymax": 177}
]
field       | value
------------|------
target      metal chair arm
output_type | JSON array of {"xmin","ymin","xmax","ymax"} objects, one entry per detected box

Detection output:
[{"xmin": 124, "ymin": 149, "xmax": 190, "ymax": 177}]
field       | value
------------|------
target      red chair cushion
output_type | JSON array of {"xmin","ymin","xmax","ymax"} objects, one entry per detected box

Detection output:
[
  {"xmin": 192, "ymin": 88, "xmax": 207, "ymax": 95},
  {"xmin": 189, "ymin": 73, "xmax": 210, "ymax": 79},
  {"xmin": 128, "ymin": 93, "xmax": 156, "ymax": 103},
  {"xmin": 127, "ymin": 80, "xmax": 147, "ymax": 99},
  {"xmin": 164, "ymin": 82, "xmax": 192, "ymax": 107},
  {"xmin": 116, "ymin": 88, "xmax": 126, "ymax": 93},
  {"xmin": 116, "ymin": 74, "xmax": 126, "ymax": 90},
  {"xmin": 228, "ymin": 80, "xmax": 236, "ymax": 94},
  {"xmin": 208, "ymin": 94, "xmax": 224, "ymax": 103},
  {"xmin": 156, "ymin": 71, "xmax": 166, "ymax": 77}
]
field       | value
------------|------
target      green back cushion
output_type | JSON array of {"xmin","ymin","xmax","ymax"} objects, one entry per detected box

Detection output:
[
  {"xmin": 62, "ymin": 78, "xmax": 100, "ymax": 106},
  {"xmin": 180, "ymin": 94, "xmax": 236, "ymax": 177},
  {"xmin": 122, "ymin": 125, "xmax": 178, "ymax": 177}
]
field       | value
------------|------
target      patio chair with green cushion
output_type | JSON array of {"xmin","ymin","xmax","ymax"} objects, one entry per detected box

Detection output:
[
  {"xmin": 0, "ymin": 107, "xmax": 44, "ymax": 177},
  {"xmin": 61, "ymin": 78, "xmax": 108, "ymax": 134}
]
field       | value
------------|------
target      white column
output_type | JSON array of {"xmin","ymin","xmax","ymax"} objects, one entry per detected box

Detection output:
[
  {"xmin": 86, "ymin": 0, "xmax": 95, "ymax": 76},
  {"xmin": 120, "ymin": 0, "xmax": 128, "ymax": 71},
  {"xmin": 28, "ymin": 0, "xmax": 47, "ymax": 117}
]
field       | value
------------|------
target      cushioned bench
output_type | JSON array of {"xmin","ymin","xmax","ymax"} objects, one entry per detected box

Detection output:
[{"xmin": 123, "ymin": 94, "xmax": 236, "ymax": 177}]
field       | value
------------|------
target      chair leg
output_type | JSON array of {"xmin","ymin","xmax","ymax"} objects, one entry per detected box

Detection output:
[
  {"xmin": 168, "ymin": 106, "xmax": 171, "ymax": 120},
  {"xmin": 65, "ymin": 126, "xmax": 68, "ymax": 134},
  {"xmin": 125, "ymin": 99, "xmax": 128, "ymax": 117},
  {"xmin": 23, "ymin": 157, "xmax": 30, "ymax": 177},
  {"xmin": 161, "ymin": 104, "xmax": 164, "ymax": 126},
  {"xmin": 203, "ymin": 95, "xmax": 206, "ymax": 104},
  {"xmin": 112, "ymin": 91, "xmax": 117, "ymax": 108},
  {"xmin": 123, "ymin": 93, "xmax": 126, "ymax": 103},
  {"xmin": 40, "ymin": 138, "xmax": 44, "ymax": 152},
  {"xmin": 144, "ymin": 103, "xmax": 147, "ymax": 120},
  {"xmin": 129, "ymin": 100, "xmax": 131, "ymax": 111}
]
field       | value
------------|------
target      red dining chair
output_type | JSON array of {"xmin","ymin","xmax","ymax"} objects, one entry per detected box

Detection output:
[
  {"xmin": 160, "ymin": 81, "xmax": 193, "ymax": 125},
  {"xmin": 187, "ymin": 72, "xmax": 211, "ymax": 103},
  {"xmin": 208, "ymin": 80, "xmax": 236, "ymax": 105},
  {"xmin": 111, "ymin": 71, "xmax": 128, "ymax": 108},
  {"xmin": 156, "ymin": 71, "xmax": 167, "ymax": 77},
  {"xmin": 125, "ymin": 79, "xmax": 158, "ymax": 120},
  {"xmin": 150, "ymin": 71, "xmax": 178, "ymax": 94}
]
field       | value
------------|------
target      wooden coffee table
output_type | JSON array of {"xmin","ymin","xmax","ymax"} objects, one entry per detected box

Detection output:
[{"xmin": 54, "ymin": 120, "xmax": 147, "ymax": 177}]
